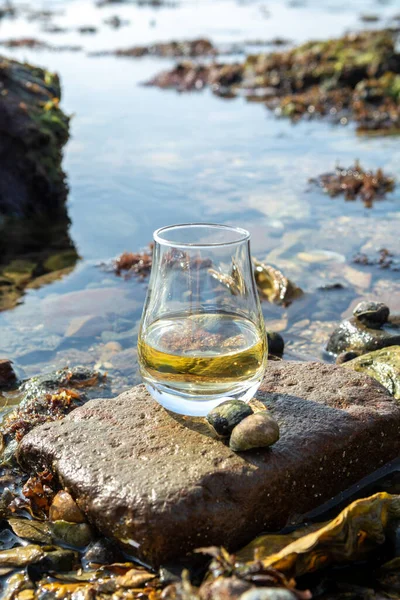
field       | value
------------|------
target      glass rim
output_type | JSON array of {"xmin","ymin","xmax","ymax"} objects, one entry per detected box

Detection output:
[{"xmin": 153, "ymin": 223, "xmax": 250, "ymax": 248}]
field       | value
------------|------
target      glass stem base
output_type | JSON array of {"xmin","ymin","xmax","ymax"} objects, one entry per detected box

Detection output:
[{"xmin": 144, "ymin": 380, "xmax": 262, "ymax": 416}]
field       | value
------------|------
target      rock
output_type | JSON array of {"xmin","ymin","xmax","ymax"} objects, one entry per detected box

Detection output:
[
  {"xmin": 43, "ymin": 250, "xmax": 79, "ymax": 272},
  {"xmin": 0, "ymin": 359, "xmax": 17, "ymax": 388},
  {"xmin": 344, "ymin": 346, "xmax": 400, "ymax": 399},
  {"xmin": 266, "ymin": 331, "xmax": 285, "ymax": 357},
  {"xmin": 229, "ymin": 412, "xmax": 280, "ymax": 452},
  {"xmin": 353, "ymin": 301, "xmax": 390, "ymax": 327},
  {"xmin": 207, "ymin": 400, "xmax": 253, "ymax": 437},
  {"xmin": 49, "ymin": 491, "xmax": 85, "ymax": 523},
  {"xmin": 50, "ymin": 520, "xmax": 93, "ymax": 548},
  {"xmin": 18, "ymin": 362, "xmax": 400, "ymax": 567},
  {"xmin": 335, "ymin": 351, "xmax": 360, "ymax": 364},
  {"xmin": 0, "ymin": 55, "xmax": 69, "ymax": 217},
  {"xmin": 326, "ymin": 315, "xmax": 400, "ymax": 355},
  {"xmin": 83, "ymin": 538, "xmax": 120, "ymax": 566}
]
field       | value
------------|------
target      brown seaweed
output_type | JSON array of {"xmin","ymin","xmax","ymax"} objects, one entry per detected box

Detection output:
[
  {"xmin": 146, "ymin": 29, "xmax": 400, "ymax": 134},
  {"xmin": 309, "ymin": 161, "xmax": 395, "ymax": 207}
]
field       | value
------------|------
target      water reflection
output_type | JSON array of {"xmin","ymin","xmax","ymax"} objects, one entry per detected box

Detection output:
[{"xmin": 0, "ymin": 0, "xmax": 398, "ymax": 394}]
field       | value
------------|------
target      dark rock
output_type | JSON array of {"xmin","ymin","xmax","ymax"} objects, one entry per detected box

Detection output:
[
  {"xmin": 0, "ymin": 359, "xmax": 17, "ymax": 388},
  {"xmin": 353, "ymin": 301, "xmax": 390, "ymax": 327},
  {"xmin": 0, "ymin": 55, "xmax": 69, "ymax": 218},
  {"xmin": 207, "ymin": 400, "xmax": 253, "ymax": 437},
  {"xmin": 267, "ymin": 331, "xmax": 285, "ymax": 357},
  {"xmin": 18, "ymin": 362, "xmax": 400, "ymax": 567},
  {"xmin": 83, "ymin": 538, "xmax": 120, "ymax": 566},
  {"xmin": 336, "ymin": 351, "xmax": 360, "ymax": 364},
  {"xmin": 326, "ymin": 315, "xmax": 400, "ymax": 355}
]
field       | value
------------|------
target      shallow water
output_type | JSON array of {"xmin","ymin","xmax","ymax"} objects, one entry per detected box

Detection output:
[{"xmin": 0, "ymin": 0, "xmax": 399, "ymax": 395}]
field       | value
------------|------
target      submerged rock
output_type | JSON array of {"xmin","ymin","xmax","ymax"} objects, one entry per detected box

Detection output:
[
  {"xmin": 253, "ymin": 260, "xmax": 303, "ymax": 306},
  {"xmin": 18, "ymin": 362, "xmax": 400, "ymax": 567},
  {"xmin": 344, "ymin": 346, "xmax": 400, "ymax": 399},
  {"xmin": 326, "ymin": 304, "xmax": 400, "ymax": 355}
]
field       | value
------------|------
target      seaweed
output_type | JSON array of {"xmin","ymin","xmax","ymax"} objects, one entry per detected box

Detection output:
[
  {"xmin": 309, "ymin": 161, "xmax": 395, "ymax": 207},
  {"xmin": 147, "ymin": 29, "xmax": 400, "ymax": 134},
  {"xmin": 113, "ymin": 249, "xmax": 153, "ymax": 278}
]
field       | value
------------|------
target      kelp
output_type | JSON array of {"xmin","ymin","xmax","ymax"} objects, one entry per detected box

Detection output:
[
  {"xmin": 0, "ymin": 494, "xmax": 399, "ymax": 598},
  {"xmin": 238, "ymin": 492, "xmax": 400, "ymax": 578},
  {"xmin": 309, "ymin": 161, "xmax": 395, "ymax": 207},
  {"xmin": 147, "ymin": 29, "xmax": 400, "ymax": 134}
]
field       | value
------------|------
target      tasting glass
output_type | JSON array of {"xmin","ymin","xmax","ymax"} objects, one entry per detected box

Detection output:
[{"xmin": 137, "ymin": 224, "xmax": 267, "ymax": 416}]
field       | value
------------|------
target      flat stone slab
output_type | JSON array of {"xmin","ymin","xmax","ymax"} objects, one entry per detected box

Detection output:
[{"xmin": 18, "ymin": 362, "xmax": 400, "ymax": 567}]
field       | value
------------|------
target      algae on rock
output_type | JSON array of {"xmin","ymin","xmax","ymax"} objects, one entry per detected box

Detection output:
[
  {"xmin": 344, "ymin": 346, "xmax": 400, "ymax": 399},
  {"xmin": 0, "ymin": 55, "xmax": 70, "ymax": 217}
]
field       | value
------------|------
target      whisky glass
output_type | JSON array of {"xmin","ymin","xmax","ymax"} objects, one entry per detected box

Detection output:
[{"xmin": 137, "ymin": 223, "xmax": 267, "ymax": 416}]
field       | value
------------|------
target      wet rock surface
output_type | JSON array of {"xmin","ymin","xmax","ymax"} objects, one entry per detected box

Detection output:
[
  {"xmin": 344, "ymin": 346, "xmax": 400, "ymax": 399},
  {"xmin": 326, "ymin": 307, "xmax": 400, "ymax": 355},
  {"xmin": 18, "ymin": 362, "xmax": 400, "ymax": 567}
]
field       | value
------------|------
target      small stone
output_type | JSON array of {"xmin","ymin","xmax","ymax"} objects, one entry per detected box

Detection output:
[
  {"xmin": 336, "ymin": 351, "xmax": 360, "ymax": 364},
  {"xmin": 207, "ymin": 400, "xmax": 253, "ymax": 437},
  {"xmin": 353, "ymin": 301, "xmax": 390, "ymax": 327},
  {"xmin": 49, "ymin": 491, "xmax": 85, "ymax": 523},
  {"xmin": 50, "ymin": 521, "xmax": 93, "ymax": 549},
  {"xmin": 229, "ymin": 412, "xmax": 280, "ymax": 452},
  {"xmin": 83, "ymin": 538, "xmax": 120, "ymax": 566},
  {"xmin": 0, "ymin": 359, "xmax": 17, "ymax": 388},
  {"xmin": 267, "ymin": 331, "xmax": 285, "ymax": 357}
]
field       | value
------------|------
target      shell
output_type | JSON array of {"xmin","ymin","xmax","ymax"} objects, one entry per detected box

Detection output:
[
  {"xmin": 229, "ymin": 412, "xmax": 280, "ymax": 452},
  {"xmin": 207, "ymin": 400, "xmax": 253, "ymax": 437},
  {"xmin": 353, "ymin": 301, "xmax": 390, "ymax": 327}
]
